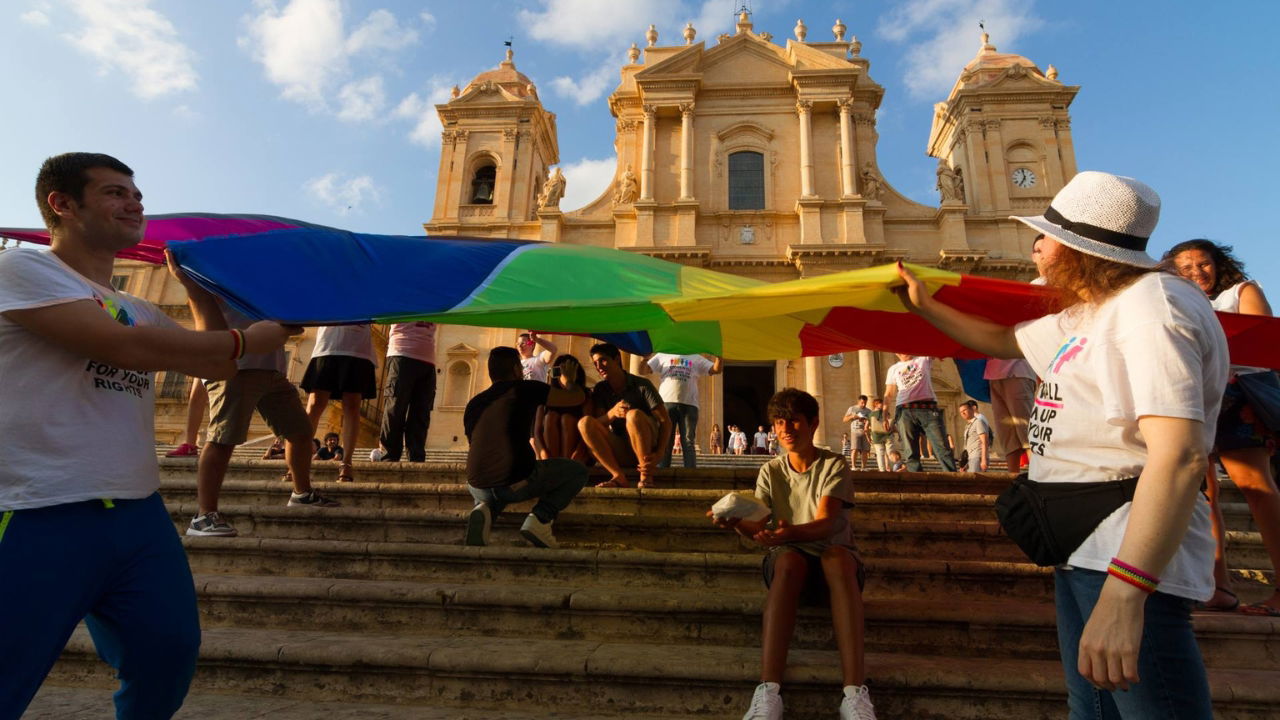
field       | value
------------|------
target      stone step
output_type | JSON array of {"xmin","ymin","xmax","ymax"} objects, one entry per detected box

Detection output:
[
  {"xmin": 27, "ymin": 685, "xmax": 696, "ymax": 720},
  {"xmin": 167, "ymin": 501, "xmax": 1274, "ymax": 571},
  {"xmin": 160, "ymin": 478, "xmax": 1016, "ymax": 523},
  {"xmin": 160, "ymin": 457, "xmax": 1020, "ymax": 495},
  {"xmin": 181, "ymin": 534, "xmax": 1062, "ymax": 600},
  {"xmin": 187, "ymin": 573, "xmax": 1280, "ymax": 671},
  {"xmin": 50, "ymin": 625, "xmax": 1280, "ymax": 720}
]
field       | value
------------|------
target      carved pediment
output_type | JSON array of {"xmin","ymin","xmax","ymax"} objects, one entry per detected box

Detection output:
[
  {"xmin": 635, "ymin": 42, "xmax": 705, "ymax": 77},
  {"xmin": 445, "ymin": 342, "xmax": 479, "ymax": 357},
  {"xmin": 451, "ymin": 82, "xmax": 527, "ymax": 105}
]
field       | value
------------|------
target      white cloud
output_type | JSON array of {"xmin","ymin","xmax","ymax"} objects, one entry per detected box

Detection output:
[
  {"xmin": 393, "ymin": 79, "xmax": 457, "ymax": 148},
  {"xmin": 20, "ymin": 10, "xmax": 50, "ymax": 26},
  {"xmin": 337, "ymin": 75, "xmax": 386, "ymax": 122},
  {"xmin": 304, "ymin": 172, "xmax": 382, "ymax": 215},
  {"xmin": 559, "ymin": 157, "xmax": 617, "ymax": 211},
  {"xmin": 241, "ymin": 0, "xmax": 417, "ymax": 116},
  {"xmin": 172, "ymin": 104, "xmax": 199, "ymax": 120},
  {"xmin": 61, "ymin": 0, "xmax": 198, "ymax": 99},
  {"xmin": 346, "ymin": 8, "xmax": 417, "ymax": 55},
  {"xmin": 550, "ymin": 63, "xmax": 616, "ymax": 106},
  {"xmin": 878, "ymin": 0, "xmax": 1042, "ymax": 99},
  {"xmin": 419, "ymin": 11, "xmax": 437, "ymax": 33}
]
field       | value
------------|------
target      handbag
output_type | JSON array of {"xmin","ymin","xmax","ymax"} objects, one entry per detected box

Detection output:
[
  {"xmin": 994, "ymin": 473, "xmax": 1139, "ymax": 567},
  {"xmin": 1235, "ymin": 370, "xmax": 1280, "ymax": 432}
]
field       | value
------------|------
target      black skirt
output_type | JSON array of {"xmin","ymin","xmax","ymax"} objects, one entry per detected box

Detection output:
[{"xmin": 301, "ymin": 355, "xmax": 378, "ymax": 398}]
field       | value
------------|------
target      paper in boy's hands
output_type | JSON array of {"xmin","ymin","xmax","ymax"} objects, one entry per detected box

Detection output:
[{"xmin": 710, "ymin": 492, "xmax": 770, "ymax": 523}]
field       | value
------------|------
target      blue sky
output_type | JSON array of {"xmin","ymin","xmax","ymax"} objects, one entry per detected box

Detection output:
[{"xmin": 3, "ymin": 0, "xmax": 1278, "ymax": 282}]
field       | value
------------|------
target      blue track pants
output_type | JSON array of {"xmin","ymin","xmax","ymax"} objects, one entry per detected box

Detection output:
[{"xmin": 0, "ymin": 492, "xmax": 200, "ymax": 719}]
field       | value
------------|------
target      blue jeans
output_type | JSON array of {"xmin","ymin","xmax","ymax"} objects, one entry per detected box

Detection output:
[
  {"xmin": 468, "ymin": 458, "xmax": 587, "ymax": 523},
  {"xmin": 1055, "ymin": 568, "xmax": 1211, "ymax": 719},
  {"xmin": 0, "ymin": 493, "xmax": 200, "ymax": 720},
  {"xmin": 660, "ymin": 402, "xmax": 699, "ymax": 469},
  {"xmin": 895, "ymin": 406, "xmax": 957, "ymax": 472}
]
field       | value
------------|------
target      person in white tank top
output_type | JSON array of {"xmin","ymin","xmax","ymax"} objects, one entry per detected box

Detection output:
[{"xmin": 1167, "ymin": 238, "xmax": 1280, "ymax": 616}]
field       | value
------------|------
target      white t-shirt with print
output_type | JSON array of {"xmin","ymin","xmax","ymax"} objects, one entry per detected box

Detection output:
[
  {"xmin": 646, "ymin": 353, "xmax": 714, "ymax": 406},
  {"xmin": 885, "ymin": 356, "xmax": 937, "ymax": 406},
  {"xmin": 0, "ymin": 249, "xmax": 176, "ymax": 510},
  {"xmin": 845, "ymin": 406, "xmax": 871, "ymax": 435},
  {"xmin": 312, "ymin": 324, "xmax": 375, "ymax": 362},
  {"xmin": 1014, "ymin": 272, "xmax": 1228, "ymax": 600},
  {"xmin": 521, "ymin": 356, "xmax": 549, "ymax": 383}
]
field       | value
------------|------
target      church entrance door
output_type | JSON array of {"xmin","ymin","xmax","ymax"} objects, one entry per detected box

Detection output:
[{"xmin": 722, "ymin": 363, "xmax": 775, "ymax": 450}]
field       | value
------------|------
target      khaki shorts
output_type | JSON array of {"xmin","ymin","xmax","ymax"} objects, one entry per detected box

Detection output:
[
  {"xmin": 604, "ymin": 411, "xmax": 661, "ymax": 466},
  {"xmin": 205, "ymin": 369, "xmax": 312, "ymax": 446}
]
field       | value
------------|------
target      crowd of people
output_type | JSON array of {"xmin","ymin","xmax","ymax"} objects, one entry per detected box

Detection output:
[{"xmin": 3, "ymin": 154, "xmax": 1277, "ymax": 720}]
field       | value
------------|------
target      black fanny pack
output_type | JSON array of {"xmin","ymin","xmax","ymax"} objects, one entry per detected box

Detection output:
[{"xmin": 994, "ymin": 473, "xmax": 1139, "ymax": 567}]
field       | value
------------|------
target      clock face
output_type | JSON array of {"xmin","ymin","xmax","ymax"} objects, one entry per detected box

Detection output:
[
  {"xmin": 1012, "ymin": 168, "xmax": 1037, "ymax": 188},
  {"xmin": 827, "ymin": 353, "xmax": 845, "ymax": 368}
]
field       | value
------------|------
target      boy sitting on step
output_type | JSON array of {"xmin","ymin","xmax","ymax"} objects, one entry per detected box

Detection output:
[{"xmin": 710, "ymin": 388, "xmax": 876, "ymax": 720}]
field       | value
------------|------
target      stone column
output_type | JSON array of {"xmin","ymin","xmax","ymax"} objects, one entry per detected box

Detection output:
[
  {"xmin": 640, "ymin": 104, "xmax": 657, "ymax": 201},
  {"xmin": 796, "ymin": 100, "xmax": 815, "ymax": 198},
  {"xmin": 838, "ymin": 99, "xmax": 856, "ymax": 197},
  {"xmin": 679, "ymin": 102, "xmax": 695, "ymax": 201},
  {"xmin": 858, "ymin": 349, "xmax": 878, "ymax": 399}
]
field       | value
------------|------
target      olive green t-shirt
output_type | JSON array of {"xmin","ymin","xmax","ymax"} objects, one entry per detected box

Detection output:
[{"xmin": 754, "ymin": 447, "xmax": 857, "ymax": 556}]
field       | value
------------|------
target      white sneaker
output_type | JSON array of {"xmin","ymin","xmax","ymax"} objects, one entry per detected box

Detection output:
[
  {"xmin": 187, "ymin": 511, "xmax": 237, "ymax": 537},
  {"xmin": 839, "ymin": 685, "xmax": 876, "ymax": 720},
  {"xmin": 465, "ymin": 502, "xmax": 492, "ymax": 546},
  {"xmin": 742, "ymin": 681, "xmax": 782, "ymax": 720},
  {"xmin": 519, "ymin": 513, "xmax": 558, "ymax": 549}
]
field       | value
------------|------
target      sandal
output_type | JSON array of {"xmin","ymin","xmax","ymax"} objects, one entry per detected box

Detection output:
[
  {"xmin": 337, "ymin": 464, "xmax": 355, "ymax": 483},
  {"xmin": 1195, "ymin": 586, "xmax": 1239, "ymax": 612},
  {"xmin": 637, "ymin": 477, "xmax": 656, "ymax": 489},
  {"xmin": 595, "ymin": 477, "xmax": 629, "ymax": 489},
  {"xmin": 1239, "ymin": 591, "xmax": 1280, "ymax": 617},
  {"xmin": 280, "ymin": 471, "xmax": 293, "ymax": 483}
]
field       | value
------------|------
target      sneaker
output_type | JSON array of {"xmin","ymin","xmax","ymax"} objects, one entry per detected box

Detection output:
[
  {"xmin": 165, "ymin": 442, "xmax": 199, "ymax": 457},
  {"xmin": 187, "ymin": 511, "xmax": 237, "ymax": 537},
  {"xmin": 839, "ymin": 685, "xmax": 876, "ymax": 720},
  {"xmin": 519, "ymin": 513, "xmax": 558, "ymax": 549},
  {"xmin": 742, "ymin": 682, "xmax": 782, "ymax": 720},
  {"xmin": 465, "ymin": 502, "xmax": 492, "ymax": 546},
  {"xmin": 288, "ymin": 490, "xmax": 340, "ymax": 507}
]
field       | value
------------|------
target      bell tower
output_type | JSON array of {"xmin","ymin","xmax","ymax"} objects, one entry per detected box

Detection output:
[
  {"xmin": 426, "ymin": 47, "xmax": 559, "ymax": 237},
  {"xmin": 927, "ymin": 32, "xmax": 1079, "ymax": 217}
]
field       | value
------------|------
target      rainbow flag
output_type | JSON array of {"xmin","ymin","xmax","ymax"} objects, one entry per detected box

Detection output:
[{"xmin": 3, "ymin": 213, "xmax": 1277, "ymax": 367}]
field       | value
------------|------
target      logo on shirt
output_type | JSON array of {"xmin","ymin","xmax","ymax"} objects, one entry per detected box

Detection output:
[
  {"xmin": 94, "ymin": 292, "xmax": 136, "ymax": 327},
  {"xmin": 1048, "ymin": 336, "xmax": 1087, "ymax": 375}
]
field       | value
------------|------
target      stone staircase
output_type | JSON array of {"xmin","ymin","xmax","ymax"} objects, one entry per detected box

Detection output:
[{"xmin": 33, "ymin": 454, "xmax": 1280, "ymax": 719}]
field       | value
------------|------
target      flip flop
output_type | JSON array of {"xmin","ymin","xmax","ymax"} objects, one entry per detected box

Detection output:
[
  {"xmin": 1239, "ymin": 602, "xmax": 1280, "ymax": 617},
  {"xmin": 595, "ymin": 477, "xmax": 629, "ymax": 489},
  {"xmin": 1195, "ymin": 586, "xmax": 1239, "ymax": 612},
  {"xmin": 637, "ymin": 477, "xmax": 656, "ymax": 489}
]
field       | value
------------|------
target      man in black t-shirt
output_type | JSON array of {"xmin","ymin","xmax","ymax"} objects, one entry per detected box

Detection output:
[
  {"xmin": 464, "ymin": 346, "xmax": 588, "ymax": 549},
  {"xmin": 577, "ymin": 342, "xmax": 671, "ymax": 489}
]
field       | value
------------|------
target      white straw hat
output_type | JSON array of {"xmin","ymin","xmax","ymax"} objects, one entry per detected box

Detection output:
[{"xmin": 1011, "ymin": 171, "xmax": 1160, "ymax": 268}]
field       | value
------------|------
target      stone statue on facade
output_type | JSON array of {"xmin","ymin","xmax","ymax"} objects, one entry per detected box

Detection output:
[
  {"xmin": 860, "ymin": 162, "xmax": 882, "ymax": 201},
  {"xmin": 936, "ymin": 160, "xmax": 962, "ymax": 203},
  {"xmin": 614, "ymin": 165, "xmax": 639, "ymax": 205},
  {"xmin": 537, "ymin": 167, "xmax": 566, "ymax": 210}
]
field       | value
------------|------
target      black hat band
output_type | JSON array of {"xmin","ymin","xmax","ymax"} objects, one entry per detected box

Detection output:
[{"xmin": 1043, "ymin": 205, "xmax": 1148, "ymax": 252}]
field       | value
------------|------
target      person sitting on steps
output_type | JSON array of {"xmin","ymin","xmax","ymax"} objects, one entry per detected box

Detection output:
[
  {"xmin": 463, "ymin": 347, "xmax": 589, "ymax": 549},
  {"xmin": 577, "ymin": 342, "xmax": 671, "ymax": 489},
  {"xmin": 710, "ymin": 388, "xmax": 876, "ymax": 720}
]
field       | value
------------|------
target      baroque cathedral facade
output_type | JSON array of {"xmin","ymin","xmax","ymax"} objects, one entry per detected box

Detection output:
[{"xmin": 419, "ymin": 13, "xmax": 1077, "ymax": 451}]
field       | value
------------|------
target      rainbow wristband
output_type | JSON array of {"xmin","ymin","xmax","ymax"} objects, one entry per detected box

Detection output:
[
  {"xmin": 1108, "ymin": 557, "xmax": 1158, "ymax": 593},
  {"xmin": 229, "ymin": 329, "xmax": 245, "ymax": 360}
]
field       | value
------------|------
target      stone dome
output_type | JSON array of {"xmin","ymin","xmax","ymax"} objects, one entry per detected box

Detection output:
[
  {"xmin": 462, "ymin": 49, "xmax": 536, "ymax": 98},
  {"xmin": 950, "ymin": 32, "xmax": 1046, "ymax": 94}
]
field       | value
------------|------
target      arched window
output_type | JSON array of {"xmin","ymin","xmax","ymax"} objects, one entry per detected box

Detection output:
[
  {"xmin": 728, "ymin": 151, "xmax": 765, "ymax": 210},
  {"xmin": 470, "ymin": 165, "xmax": 496, "ymax": 204}
]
